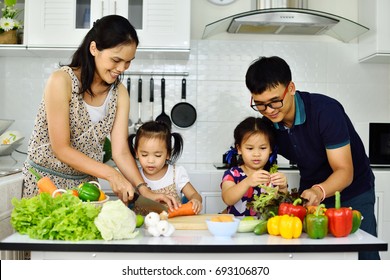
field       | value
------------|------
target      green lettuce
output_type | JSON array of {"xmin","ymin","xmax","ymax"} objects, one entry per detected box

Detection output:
[{"xmin": 11, "ymin": 192, "xmax": 102, "ymax": 241}]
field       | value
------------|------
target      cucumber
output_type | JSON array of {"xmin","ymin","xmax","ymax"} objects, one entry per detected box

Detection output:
[
  {"xmin": 253, "ymin": 220, "xmax": 268, "ymax": 235},
  {"xmin": 237, "ymin": 219, "xmax": 262, "ymax": 233}
]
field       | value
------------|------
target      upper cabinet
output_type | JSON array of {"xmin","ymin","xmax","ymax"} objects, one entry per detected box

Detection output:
[
  {"xmin": 358, "ymin": 0, "xmax": 390, "ymax": 63},
  {"xmin": 23, "ymin": 0, "xmax": 190, "ymax": 58}
]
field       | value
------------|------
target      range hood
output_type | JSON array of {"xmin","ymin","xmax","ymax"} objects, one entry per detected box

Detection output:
[{"xmin": 203, "ymin": 0, "xmax": 369, "ymax": 42}]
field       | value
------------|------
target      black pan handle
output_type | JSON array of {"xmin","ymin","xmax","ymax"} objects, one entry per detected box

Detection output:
[
  {"xmin": 138, "ymin": 78, "xmax": 142, "ymax": 103},
  {"xmin": 181, "ymin": 78, "xmax": 186, "ymax": 100},
  {"xmin": 161, "ymin": 78, "xmax": 165, "ymax": 111},
  {"xmin": 126, "ymin": 77, "xmax": 131, "ymax": 97},
  {"xmin": 150, "ymin": 77, "xmax": 154, "ymax": 102}
]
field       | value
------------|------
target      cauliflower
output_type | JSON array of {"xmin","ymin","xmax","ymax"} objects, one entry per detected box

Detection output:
[{"xmin": 94, "ymin": 200, "xmax": 139, "ymax": 241}]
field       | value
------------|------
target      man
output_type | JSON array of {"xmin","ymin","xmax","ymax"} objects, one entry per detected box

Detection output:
[{"xmin": 245, "ymin": 56, "xmax": 379, "ymax": 260}]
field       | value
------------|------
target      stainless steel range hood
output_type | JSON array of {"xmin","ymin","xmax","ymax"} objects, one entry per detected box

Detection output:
[{"xmin": 203, "ymin": 0, "xmax": 369, "ymax": 42}]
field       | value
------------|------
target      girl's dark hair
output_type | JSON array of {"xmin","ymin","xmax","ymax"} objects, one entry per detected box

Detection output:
[
  {"xmin": 231, "ymin": 117, "xmax": 276, "ymax": 169},
  {"xmin": 245, "ymin": 56, "xmax": 292, "ymax": 94},
  {"xmin": 63, "ymin": 14, "xmax": 139, "ymax": 97},
  {"xmin": 128, "ymin": 121, "xmax": 184, "ymax": 164}
]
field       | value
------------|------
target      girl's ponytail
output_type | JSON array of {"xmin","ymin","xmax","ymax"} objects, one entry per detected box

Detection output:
[{"xmin": 170, "ymin": 132, "xmax": 184, "ymax": 163}]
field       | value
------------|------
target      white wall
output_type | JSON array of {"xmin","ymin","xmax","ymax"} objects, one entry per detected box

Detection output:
[{"xmin": 1, "ymin": 38, "xmax": 390, "ymax": 166}]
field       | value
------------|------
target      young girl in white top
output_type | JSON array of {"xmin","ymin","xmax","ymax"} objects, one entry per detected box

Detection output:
[{"xmin": 129, "ymin": 121, "xmax": 203, "ymax": 214}]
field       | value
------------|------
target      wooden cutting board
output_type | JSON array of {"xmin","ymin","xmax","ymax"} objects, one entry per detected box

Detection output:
[{"xmin": 168, "ymin": 214, "xmax": 234, "ymax": 230}]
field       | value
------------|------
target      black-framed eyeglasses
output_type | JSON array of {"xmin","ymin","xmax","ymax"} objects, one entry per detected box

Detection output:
[{"xmin": 250, "ymin": 84, "xmax": 290, "ymax": 112}]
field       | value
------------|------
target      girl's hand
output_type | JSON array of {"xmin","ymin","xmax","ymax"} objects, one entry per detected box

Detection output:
[
  {"xmin": 270, "ymin": 172, "xmax": 288, "ymax": 193},
  {"xmin": 246, "ymin": 170, "xmax": 271, "ymax": 187},
  {"xmin": 189, "ymin": 198, "xmax": 203, "ymax": 214}
]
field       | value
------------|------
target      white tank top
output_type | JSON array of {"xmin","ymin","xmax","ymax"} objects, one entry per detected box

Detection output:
[{"xmin": 83, "ymin": 89, "xmax": 113, "ymax": 124}]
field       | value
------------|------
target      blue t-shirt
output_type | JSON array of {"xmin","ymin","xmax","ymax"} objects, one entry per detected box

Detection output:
[{"xmin": 270, "ymin": 91, "xmax": 374, "ymax": 204}]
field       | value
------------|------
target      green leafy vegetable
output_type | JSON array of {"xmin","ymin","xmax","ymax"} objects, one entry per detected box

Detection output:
[
  {"xmin": 94, "ymin": 200, "xmax": 139, "ymax": 241},
  {"xmin": 269, "ymin": 163, "xmax": 278, "ymax": 174},
  {"xmin": 11, "ymin": 192, "xmax": 102, "ymax": 241},
  {"xmin": 247, "ymin": 185, "xmax": 299, "ymax": 220}
]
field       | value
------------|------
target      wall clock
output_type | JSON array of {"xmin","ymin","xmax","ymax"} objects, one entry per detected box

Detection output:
[{"xmin": 207, "ymin": 0, "xmax": 236, "ymax": 6}]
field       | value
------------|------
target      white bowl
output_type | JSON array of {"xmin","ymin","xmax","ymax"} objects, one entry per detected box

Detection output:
[
  {"xmin": 206, "ymin": 218, "xmax": 240, "ymax": 237},
  {"xmin": 0, "ymin": 119, "xmax": 14, "ymax": 136},
  {"xmin": 0, "ymin": 130, "xmax": 23, "ymax": 144},
  {"xmin": 0, "ymin": 137, "xmax": 25, "ymax": 156}
]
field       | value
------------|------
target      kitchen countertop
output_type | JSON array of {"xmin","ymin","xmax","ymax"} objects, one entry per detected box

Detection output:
[{"xmin": 0, "ymin": 229, "xmax": 387, "ymax": 260}]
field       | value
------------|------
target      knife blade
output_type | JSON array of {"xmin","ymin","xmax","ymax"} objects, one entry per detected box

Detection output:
[{"xmin": 128, "ymin": 192, "xmax": 168, "ymax": 214}]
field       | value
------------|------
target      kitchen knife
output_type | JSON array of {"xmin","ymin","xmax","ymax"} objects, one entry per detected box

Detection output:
[{"xmin": 128, "ymin": 192, "xmax": 168, "ymax": 214}]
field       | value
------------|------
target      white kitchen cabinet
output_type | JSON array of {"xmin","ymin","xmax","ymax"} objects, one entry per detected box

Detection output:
[
  {"xmin": 0, "ymin": 174, "xmax": 23, "ymax": 260},
  {"xmin": 24, "ymin": 0, "xmax": 190, "ymax": 56},
  {"xmin": 371, "ymin": 170, "xmax": 390, "ymax": 260},
  {"xmin": 200, "ymin": 191, "xmax": 226, "ymax": 214},
  {"xmin": 358, "ymin": 0, "xmax": 390, "ymax": 63}
]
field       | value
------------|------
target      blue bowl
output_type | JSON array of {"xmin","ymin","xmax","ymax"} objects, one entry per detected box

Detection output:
[{"xmin": 206, "ymin": 218, "xmax": 240, "ymax": 237}]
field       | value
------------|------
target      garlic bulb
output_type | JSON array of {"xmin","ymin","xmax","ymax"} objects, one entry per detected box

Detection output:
[
  {"xmin": 147, "ymin": 226, "xmax": 161, "ymax": 237},
  {"xmin": 156, "ymin": 220, "xmax": 170, "ymax": 235},
  {"xmin": 162, "ymin": 223, "xmax": 175, "ymax": 237},
  {"xmin": 144, "ymin": 212, "xmax": 160, "ymax": 228},
  {"xmin": 144, "ymin": 212, "xmax": 175, "ymax": 237}
]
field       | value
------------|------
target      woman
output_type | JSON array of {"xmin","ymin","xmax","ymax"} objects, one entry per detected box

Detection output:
[{"xmin": 22, "ymin": 15, "xmax": 178, "ymax": 209}]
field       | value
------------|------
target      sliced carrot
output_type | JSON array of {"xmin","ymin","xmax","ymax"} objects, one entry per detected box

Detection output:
[
  {"xmin": 29, "ymin": 167, "xmax": 58, "ymax": 196},
  {"xmin": 210, "ymin": 215, "xmax": 234, "ymax": 222},
  {"xmin": 168, "ymin": 201, "xmax": 196, "ymax": 218}
]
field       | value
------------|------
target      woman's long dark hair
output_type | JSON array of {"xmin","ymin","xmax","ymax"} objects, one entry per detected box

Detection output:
[
  {"xmin": 63, "ymin": 15, "xmax": 139, "ymax": 97},
  {"xmin": 128, "ymin": 121, "xmax": 184, "ymax": 164}
]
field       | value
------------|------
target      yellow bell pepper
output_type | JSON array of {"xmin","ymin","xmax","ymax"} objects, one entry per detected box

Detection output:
[
  {"xmin": 267, "ymin": 214, "xmax": 302, "ymax": 239},
  {"xmin": 267, "ymin": 215, "xmax": 281, "ymax": 236}
]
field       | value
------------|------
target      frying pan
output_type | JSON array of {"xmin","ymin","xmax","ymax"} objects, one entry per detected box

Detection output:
[
  {"xmin": 155, "ymin": 77, "xmax": 172, "ymax": 128},
  {"xmin": 171, "ymin": 78, "xmax": 197, "ymax": 128}
]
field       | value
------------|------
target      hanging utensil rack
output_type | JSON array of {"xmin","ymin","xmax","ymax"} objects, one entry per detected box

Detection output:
[{"xmin": 124, "ymin": 71, "xmax": 189, "ymax": 77}]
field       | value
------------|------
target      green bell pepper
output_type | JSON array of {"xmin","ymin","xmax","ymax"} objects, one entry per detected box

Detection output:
[
  {"xmin": 78, "ymin": 182, "xmax": 101, "ymax": 202},
  {"xmin": 350, "ymin": 209, "xmax": 362, "ymax": 234},
  {"xmin": 305, "ymin": 204, "xmax": 328, "ymax": 239}
]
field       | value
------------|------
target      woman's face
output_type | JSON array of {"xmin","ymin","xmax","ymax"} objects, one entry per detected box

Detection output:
[
  {"xmin": 237, "ymin": 132, "xmax": 272, "ymax": 171},
  {"xmin": 136, "ymin": 137, "xmax": 170, "ymax": 179},
  {"xmin": 91, "ymin": 42, "xmax": 137, "ymax": 84}
]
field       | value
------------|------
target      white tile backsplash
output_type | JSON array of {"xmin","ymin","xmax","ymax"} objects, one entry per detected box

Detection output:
[{"xmin": 1, "ymin": 39, "xmax": 390, "ymax": 164}]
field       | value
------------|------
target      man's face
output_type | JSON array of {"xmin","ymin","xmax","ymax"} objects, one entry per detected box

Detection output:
[{"xmin": 251, "ymin": 82, "xmax": 294, "ymax": 125}]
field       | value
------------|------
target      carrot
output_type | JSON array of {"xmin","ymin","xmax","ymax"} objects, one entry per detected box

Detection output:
[
  {"xmin": 29, "ymin": 167, "xmax": 58, "ymax": 196},
  {"xmin": 168, "ymin": 201, "xmax": 196, "ymax": 218}
]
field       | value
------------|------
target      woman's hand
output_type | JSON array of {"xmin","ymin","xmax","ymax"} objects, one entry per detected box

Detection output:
[
  {"xmin": 189, "ymin": 198, "xmax": 203, "ymax": 214},
  {"xmin": 107, "ymin": 170, "xmax": 135, "ymax": 204}
]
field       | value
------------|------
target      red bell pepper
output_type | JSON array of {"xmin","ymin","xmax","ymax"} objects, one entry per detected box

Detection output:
[
  {"xmin": 325, "ymin": 191, "xmax": 352, "ymax": 237},
  {"xmin": 278, "ymin": 198, "xmax": 307, "ymax": 222}
]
